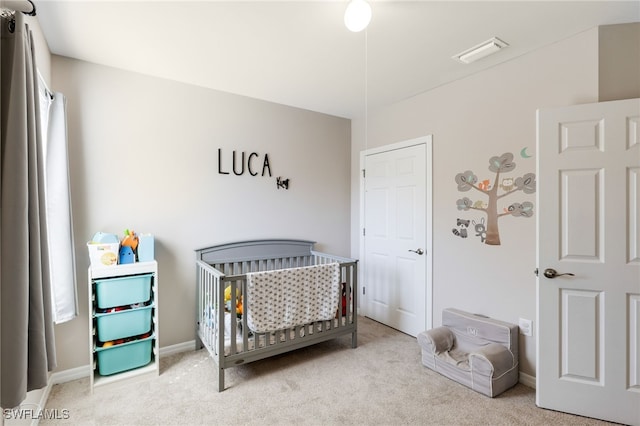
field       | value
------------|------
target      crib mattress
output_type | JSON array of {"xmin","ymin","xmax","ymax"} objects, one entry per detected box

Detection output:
[{"xmin": 202, "ymin": 312, "xmax": 352, "ymax": 356}]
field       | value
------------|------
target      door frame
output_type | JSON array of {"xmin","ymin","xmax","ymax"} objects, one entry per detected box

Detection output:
[{"xmin": 359, "ymin": 135, "xmax": 433, "ymax": 331}]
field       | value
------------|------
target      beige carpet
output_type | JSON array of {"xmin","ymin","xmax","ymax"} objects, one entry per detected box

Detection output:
[{"xmin": 42, "ymin": 316, "xmax": 611, "ymax": 425}]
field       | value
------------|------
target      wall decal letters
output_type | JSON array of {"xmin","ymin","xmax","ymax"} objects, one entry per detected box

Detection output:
[
  {"xmin": 217, "ymin": 149, "xmax": 285, "ymax": 189},
  {"xmin": 218, "ymin": 148, "xmax": 229, "ymax": 175},
  {"xmin": 248, "ymin": 152, "xmax": 259, "ymax": 176},
  {"xmin": 217, "ymin": 149, "xmax": 272, "ymax": 177},
  {"xmin": 262, "ymin": 153, "xmax": 272, "ymax": 177}
]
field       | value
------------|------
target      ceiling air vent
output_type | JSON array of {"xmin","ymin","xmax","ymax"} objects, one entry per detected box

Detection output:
[{"xmin": 453, "ymin": 37, "xmax": 509, "ymax": 64}]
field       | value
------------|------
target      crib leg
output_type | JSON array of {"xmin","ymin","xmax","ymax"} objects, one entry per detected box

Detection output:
[{"xmin": 218, "ymin": 366, "xmax": 225, "ymax": 392}]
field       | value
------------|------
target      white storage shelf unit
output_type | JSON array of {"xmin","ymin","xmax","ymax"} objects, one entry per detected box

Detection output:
[{"xmin": 88, "ymin": 261, "xmax": 159, "ymax": 391}]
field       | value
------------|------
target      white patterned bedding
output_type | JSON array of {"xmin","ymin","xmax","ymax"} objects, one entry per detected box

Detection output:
[{"xmin": 245, "ymin": 263, "xmax": 341, "ymax": 333}]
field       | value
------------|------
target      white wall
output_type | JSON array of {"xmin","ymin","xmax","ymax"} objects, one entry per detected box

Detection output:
[
  {"xmin": 51, "ymin": 57, "xmax": 351, "ymax": 371},
  {"xmin": 351, "ymin": 28, "xmax": 600, "ymax": 377}
]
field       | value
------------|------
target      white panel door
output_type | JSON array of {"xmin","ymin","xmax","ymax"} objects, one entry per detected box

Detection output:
[
  {"xmin": 362, "ymin": 137, "xmax": 431, "ymax": 336},
  {"xmin": 536, "ymin": 98, "xmax": 640, "ymax": 425}
]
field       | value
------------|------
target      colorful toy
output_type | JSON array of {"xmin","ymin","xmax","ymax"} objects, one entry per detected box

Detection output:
[
  {"xmin": 118, "ymin": 245, "xmax": 135, "ymax": 264},
  {"xmin": 121, "ymin": 229, "xmax": 139, "ymax": 251},
  {"xmin": 336, "ymin": 282, "xmax": 350, "ymax": 317},
  {"xmin": 224, "ymin": 285, "xmax": 243, "ymax": 317}
]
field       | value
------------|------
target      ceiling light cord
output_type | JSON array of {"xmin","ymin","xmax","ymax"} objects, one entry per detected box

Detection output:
[{"xmin": 365, "ymin": 28, "xmax": 368, "ymax": 153}]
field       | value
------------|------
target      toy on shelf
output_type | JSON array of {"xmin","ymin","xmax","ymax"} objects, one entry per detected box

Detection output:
[
  {"xmin": 97, "ymin": 331, "xmax": 153, "ymax": 348},
  {"xmin": 88, "ymin": 229, "xmax": 153, "ymax": 267},
  {"xmin": 96, "ymin": 301, "xmax": 151, "ymax": 314},
  {"xmin": 121, "ymin": 229, "xmax": 138, "ymax": 251},
  {"xmin": 87, "ymin": 232, "xmax": 120, "ymax": 267},
  {"xmin": 119, "ymin": 246, "xmax": 135, "ymax": 264},
  {"xmin": 120, "ymin": 229, "xmax": 139, "ymax": 264}
]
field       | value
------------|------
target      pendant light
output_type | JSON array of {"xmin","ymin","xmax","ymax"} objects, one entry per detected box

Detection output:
[{"xmin": 344, "ymin": 0, "xmax": 372, "ymax": 32}]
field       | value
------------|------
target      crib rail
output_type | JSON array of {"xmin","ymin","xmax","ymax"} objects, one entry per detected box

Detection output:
[{"xmin": 195, "ymin": 250, "xmax": 358, "ymax": 392}]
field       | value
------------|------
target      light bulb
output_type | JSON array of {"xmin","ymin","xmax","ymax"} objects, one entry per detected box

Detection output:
[{"xmin": 344, "ymin": 0, "xmax": 372, "ymax": 33}]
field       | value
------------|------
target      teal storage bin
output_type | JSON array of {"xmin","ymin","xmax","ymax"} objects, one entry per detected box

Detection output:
[
  {"xmin": 94, "ymin": 273, "xmax": 152, "ymax": 309},
  {"xmin": 95, "ymin": 305, "xmax": 153, "ymax": 342},
  {"xmin": 95, "ymin": 336, "xmax": 153, "ymax": 376}
]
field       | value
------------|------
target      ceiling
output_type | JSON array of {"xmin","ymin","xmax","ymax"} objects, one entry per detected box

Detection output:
[{"xmin": 34, "ymin": 1, "xmax": 639, "ymax": 119}]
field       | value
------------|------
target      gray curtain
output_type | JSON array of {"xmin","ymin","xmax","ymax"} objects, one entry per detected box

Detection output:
[{"xmin": 1, "ymin": 11, "xmax": 57, "ymax": 409}]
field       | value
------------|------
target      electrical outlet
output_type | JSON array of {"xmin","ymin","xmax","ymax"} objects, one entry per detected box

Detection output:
[{"xmin": 519, "ymin": 318, "xmax": 533, "ymax": 337}]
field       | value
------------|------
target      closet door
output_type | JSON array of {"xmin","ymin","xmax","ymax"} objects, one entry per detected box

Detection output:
[{"xmin": 361, "ymin": 136, "xmax": 432, "ymax": 336}]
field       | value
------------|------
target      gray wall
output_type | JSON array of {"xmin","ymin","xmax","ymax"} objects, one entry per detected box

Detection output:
[
  {"xmin": 350, "ymin": 27, "xmax": 601, "ymax": 378},
  {"xmin": 599, "ymin": 22, "xmax": 640, "ymax": 102},
  {"xmin": 51, "ymin": 57, "xmax": 351, "ymax": 371}
]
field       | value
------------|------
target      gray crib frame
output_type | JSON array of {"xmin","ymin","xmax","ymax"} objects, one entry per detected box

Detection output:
[{"xmin": 195, "ymin": 239, "xmax": 358, "ymax": 391}]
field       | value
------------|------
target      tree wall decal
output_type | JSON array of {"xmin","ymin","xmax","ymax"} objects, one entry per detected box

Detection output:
[{"xmin": 454, "ymin": 152, "xmax": 536, "ymax": 245}]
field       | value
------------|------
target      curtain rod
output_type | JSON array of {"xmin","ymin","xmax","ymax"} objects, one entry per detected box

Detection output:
[
  {"xmin": 1, "ymin": 0, "xmax": 36, "ymax": 33},
  {"xmin": 2, "ymin": 0, "xmax": 36, "ymax": 16}
]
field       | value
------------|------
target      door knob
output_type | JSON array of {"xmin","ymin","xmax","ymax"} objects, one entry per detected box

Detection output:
[
  {"xmin": 543, "ymin": 268, "xmax": 575, "ymax": 279},
  {"xmin": 408, "ymin": 248, "xmax": 424, "ymax": 255}
]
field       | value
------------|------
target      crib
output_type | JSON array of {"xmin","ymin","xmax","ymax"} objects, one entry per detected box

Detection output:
[{"xmin": 195, "ymin": 239, "xmax": 358, "ymax": 391}]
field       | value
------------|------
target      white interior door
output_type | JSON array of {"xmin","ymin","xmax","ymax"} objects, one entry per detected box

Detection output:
[
  {"xmin": 361, "ymin": 136, "xmax": 432, "ymax": 336},
  {"xmin": 536, "ymin": 98, "xmax": 640, "ymax": 425}
]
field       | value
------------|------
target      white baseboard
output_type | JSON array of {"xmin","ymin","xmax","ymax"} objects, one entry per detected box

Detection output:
[
  {"xmin": 159, "ymin": 340, "xmax": 195, "ymax": 357},
  {"xmin": 3, "ymin": 387, "xmax": 49, "ymax": 426},
  {"xmin": 48, "ymin": 340, "xmax": 195, "ymax": 386},
  {"xmin": 50, "ymin": 365, "xmax": 89, "ymax": 385},
  {"xmin": 519, "ymin": 371, "xmax": 536, "ymax": 389}
]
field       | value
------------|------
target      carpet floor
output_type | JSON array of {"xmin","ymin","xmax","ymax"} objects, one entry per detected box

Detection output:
[{"xmin": 42, "ymin": 316, "xmax": 612, "ymax": 425}]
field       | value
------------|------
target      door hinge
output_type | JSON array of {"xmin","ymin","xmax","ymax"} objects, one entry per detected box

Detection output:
[
  {"xmin": 362, "ymin": 169, "xmax": 366, "ymax": 178},
  {"xmin": 534, "ymin": 268, "xmax": 539, "ymax": 277},
  {"xmin": 363, "ymin": 287, "xmax": 366, "ymax": 295},
  {"xmin": 362, "ymin": 228, "xmax": 366, "ymax": 236}
]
